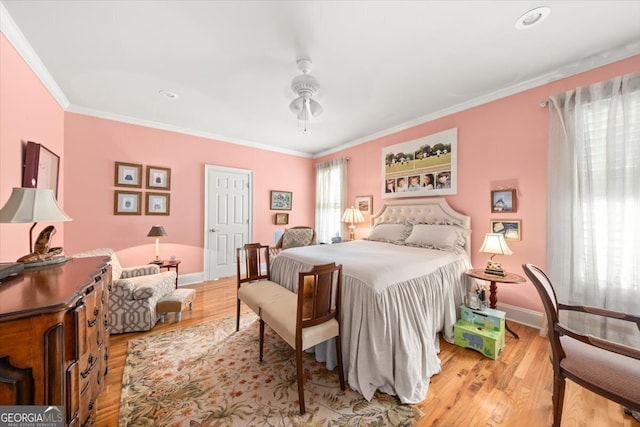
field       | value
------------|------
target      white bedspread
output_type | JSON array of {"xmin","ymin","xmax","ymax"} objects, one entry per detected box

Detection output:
[{"xmin": 269, "ymin": 240, "xmax": 472, "ymax": 404}]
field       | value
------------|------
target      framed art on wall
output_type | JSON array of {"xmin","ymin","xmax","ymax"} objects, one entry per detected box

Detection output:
[
  {"xmin": 23, "ymin": 141, "xmax": 60, "ymax": 197},
  {"xmin": 491, "ymin": 189, "xmax": 517, "ymax": 213},
  {"xmin": 270, "ymin": 190, "xmax": 292, "ymax": 210},
  {"xmin": 382, "ymin": 128, "xmax": 457, "ymax": 198},
  {"xmin": 146, "ymin": 166, "xmax": 171, "ymax": 190},
  {"xmin": 115, "ymin": 162, "xmax": 142, "ymax": 188},
  {"xmin": 355, "ymin": 195, "xmax": 373, "ymax": 215},
  {"xmin": 146, "ymin": 192, "xmax": 170, "ymax": 215},
  {"xmin": 114, "ymin": 190, "xmax": 142, "ymax": 215},
  {"xmin": 275, "ymin": 213, "xmax": 289, "ymax": 225},
  {"xmin": 490, "ymin": 220, "xmax": 521, "ymax": 241}
]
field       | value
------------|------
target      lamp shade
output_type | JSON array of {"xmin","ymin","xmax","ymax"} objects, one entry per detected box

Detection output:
[
  {"xmin": 479, "ymin": 233, "xmax": 512, "ymax": 256},
  {"xmin": 147, "ymin": 225, "xmax": 167, "ymax": 237},
  {"xmin": 0, "ymin": 187, "xmax": 71, "ymax": 223},
  {"xmin": 341, "ymin": 207, "xmax": 365, "ymax": 224}
]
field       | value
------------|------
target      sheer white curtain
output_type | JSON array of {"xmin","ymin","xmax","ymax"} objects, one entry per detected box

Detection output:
[
  {"xmin": 315, "ymin": 158, "xmax": 347, "ymax": 244},
  {"xmin": 547, "ymin": 71, "xmax": 640, "ymax": 346}
]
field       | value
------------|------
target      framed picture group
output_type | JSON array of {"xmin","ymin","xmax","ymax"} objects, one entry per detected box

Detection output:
[
  {"xmin": 114, "ymin": 162, "xmax": 171, "ymax": 215},
  {"xmin": 489, "ymin": 188, "xmax": 521, "ymax": 241}
]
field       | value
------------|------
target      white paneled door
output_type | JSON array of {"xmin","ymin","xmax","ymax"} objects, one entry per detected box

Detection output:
[{"xmin": 204, "ymin": 165, "xmax": 253, "ymax": 280}]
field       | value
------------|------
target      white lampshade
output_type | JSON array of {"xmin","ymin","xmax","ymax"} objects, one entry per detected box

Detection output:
[
  {"xmin": 0, "ymin": 187, "xmax": 72, "ymax": 254},
  {"xmin": 479, "ymin": 233, "xmax": 512, "ymax": 256},
  {"xmin": 341, "ymin": 207, "xmax": 365, "ymax": 224},
  {"xmin": 0, "ymin": 187, "xmax": 71, "ymax": 223}
]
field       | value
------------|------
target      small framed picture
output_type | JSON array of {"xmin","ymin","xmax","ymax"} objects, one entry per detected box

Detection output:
[
  {"xmin": 355, "ymin": 195, "xmax": 373, "ymax": 215},
  {"xmin": 146, "ymin": 192, "xmax": 170, "ymax": 215},
  {"xmin": 114, "ymin": 190, "xmax": 141, "ymax": 215},
  {"xmin": 491, "ymin": 189, "xmax": 517, "ymax": 213},
  {"xmin": 275, "ymin": 213, "xmax": 289, "ymax": 225},
  {"xmin": 146, "ymin": 165, "xmax": 171, "ymax": 190},
  {"xmin": 490, "ymin": 220, "xmax": 521, "ymax": 241},
  {"xmin": 115, "ymin": 162, "xmax": 142, "ymax": 188},
  {"xmin": 270, "ymin": 190, "xmax": 292, "ymax": 210},
  {"xmin": 23, "ymin": 141, "xmax": 61, "ymax": 197}
]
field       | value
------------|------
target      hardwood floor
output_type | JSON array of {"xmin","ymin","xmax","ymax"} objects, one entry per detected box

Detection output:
[{"xmin": 95, "ymin": 278, "xmax": 636, "ymax": 426}]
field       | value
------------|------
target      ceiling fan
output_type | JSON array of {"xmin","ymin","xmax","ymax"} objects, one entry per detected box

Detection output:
[{"xmin": 289, "ymin": 58, "xmax": 323, "ymax": 133}]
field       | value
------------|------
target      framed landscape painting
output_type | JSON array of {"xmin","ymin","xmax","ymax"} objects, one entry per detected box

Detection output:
[
  {"xmin": 270, "ymin": 190, "xmax": 292, "ymax": 210},
  {"xmin": 382, "ymin": 128, "xmax": 457, "ymax": 198}
]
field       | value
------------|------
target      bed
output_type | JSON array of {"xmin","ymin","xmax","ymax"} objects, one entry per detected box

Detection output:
[{"xmin": 269, "ymin": 198, "xmax": 473, "ymax": 404}]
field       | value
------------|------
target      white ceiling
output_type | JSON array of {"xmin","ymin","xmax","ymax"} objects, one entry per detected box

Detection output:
[{"xmin": 2, "ymin": 1, "xmax": 640, "ymax": 157}]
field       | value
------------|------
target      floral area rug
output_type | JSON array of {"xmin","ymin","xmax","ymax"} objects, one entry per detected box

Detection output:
[{"xmin": 119, "ymin": 313, "xmax": 423, "ymax": 426}]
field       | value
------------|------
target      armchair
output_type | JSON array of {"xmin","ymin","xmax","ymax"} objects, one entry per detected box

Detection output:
[
  {"xmin": 270, "ymin": 226, "xmax": 316, "ymax": 258},
  {"xmin": 73, "ymin": 248, "xmax": 176, "ymax": 333},
  {"xmin": 522, "ymin": 264, "xmax": 640, "ymax": 426}
]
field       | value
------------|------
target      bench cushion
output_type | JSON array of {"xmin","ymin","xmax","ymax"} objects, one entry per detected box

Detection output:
[
  {"xmin": 238, "ymin": 280, "xmax": 288, "ymax": 314},
  {"xmin": 261, "ymin": 292, "xmax": 339, "ymax": 350}
]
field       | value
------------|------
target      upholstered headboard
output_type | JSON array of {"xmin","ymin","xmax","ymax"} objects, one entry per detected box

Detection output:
[{"xmin": 370, "ymin": 198, "xmax": 472, "ymax": 255}]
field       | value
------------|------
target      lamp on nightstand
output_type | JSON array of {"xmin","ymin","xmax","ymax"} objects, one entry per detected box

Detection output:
[
  {"xmin": 147, "ymin": 225, "xmax": 167, "ymax": 262},
  {"xmin": 479, "ymin": 233, "xmax": 512, "ymax": 276},
  {"xmin": 341, "ymin": 207, "xmax": 365, "ymax": 241}
]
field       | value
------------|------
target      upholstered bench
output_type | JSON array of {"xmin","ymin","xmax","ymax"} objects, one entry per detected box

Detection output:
[{"xmin": 157, "ymin": 288, "xmax": 196, "ymax": 322}]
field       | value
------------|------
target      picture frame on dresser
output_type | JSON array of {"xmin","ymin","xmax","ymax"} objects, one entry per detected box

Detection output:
[
  {"xmin": 22, "ymin": 141, "xmax": 60, "ymax": 197},
  {"xmin": 146, "ymin": 165, "xmax": 171, "ymax": 190},
  {"xmin": 115, "ymin": 161, "xmax": 142, "ymax": 188},
  {"xmin": 114, "ymin": 190, "xmax": 142, "ymax": 215}
]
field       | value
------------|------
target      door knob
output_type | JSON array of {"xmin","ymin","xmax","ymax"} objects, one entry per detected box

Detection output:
[{"xmin": 209, "ymin": 228, "xmax": 217, "ymax": 232}]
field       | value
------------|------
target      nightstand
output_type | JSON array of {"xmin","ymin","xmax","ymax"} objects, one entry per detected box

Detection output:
[
  {"xmin": 154, "ymin": 259, "xmax": 181, "ymax": 288},
  {"xmin": 464, "ymin": 268, "xmax": 525, "ymax": 339}
]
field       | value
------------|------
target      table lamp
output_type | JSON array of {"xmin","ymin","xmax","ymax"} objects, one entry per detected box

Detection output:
[
  {"xmin": 479, "ymin": 233, "xmax": 512, "ymax": 276},
  {"xmin": 0, "ymin": 187, "xmax": 72, "ymax": 254},
  {"xmin": 341, "ymin": 207, "xmax": 365, "ymax": 241},
  {"xmin": 147, "ymin": 225, "xmax": 167, "ymax": 262}
]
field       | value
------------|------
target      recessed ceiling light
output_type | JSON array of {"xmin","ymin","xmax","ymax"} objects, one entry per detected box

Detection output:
[
  {"xmin": 159, "ymin": 90, "xmax": 179, "ymax": 100},
  {"xmin": 515, "ymin": 6, "xmax": 551, "ymax": 30}
]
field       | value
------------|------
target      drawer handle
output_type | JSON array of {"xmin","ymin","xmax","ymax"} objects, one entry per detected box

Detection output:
[
  {"xmin": 80, "ymin": 354, "xmax": 96, "ymax": 379},
  {"xmin": 87, "ymin": 307, "xmax": 100, "ymax": 327}
]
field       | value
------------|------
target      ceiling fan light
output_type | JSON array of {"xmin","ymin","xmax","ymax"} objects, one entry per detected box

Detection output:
[
  {"xmin": 309, "ymin": 98, "xmax": 323, "ymax": 117},
  {"xmin": 289, "ymin": 96, "xmax": 304, "ymax": 114}
]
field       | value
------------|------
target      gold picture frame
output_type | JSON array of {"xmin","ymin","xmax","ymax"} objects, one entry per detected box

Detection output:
[
  {"xmin": 146, "ymin": 192, "xmax": 171, "ymax": 216},
  {"xmin": 146, "ymin": 165, "xmax": 171, "ymax": 190},
  {"xmin": 115, "ymin": 162, "xmax": 142, "ymax": 188},
  {"xmin": 275, "ymin": 213, "xmax": 289, "ymax": 225},
  {"xmin": 114, "ymin": 190, "xmax": 142, "ymax": 215}
]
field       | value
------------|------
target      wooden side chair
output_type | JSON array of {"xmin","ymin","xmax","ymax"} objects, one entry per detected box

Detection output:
[
  {"xmin": 235, "ymin": 243, "xmax": 283, "ymax": 331},
  {"xmin": 522, "ymin": 264, "xmax": 640, "ymax": 427},
  {"xmin": 260, "ymin": 262, "xmax": 346, "ymax": 414}
]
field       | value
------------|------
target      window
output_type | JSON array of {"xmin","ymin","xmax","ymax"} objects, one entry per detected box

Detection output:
[{"xmin": 315, "ymin": 158, "xmax": 346, "ymax": 244}]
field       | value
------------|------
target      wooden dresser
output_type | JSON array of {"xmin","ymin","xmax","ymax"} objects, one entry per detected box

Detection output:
[{"xmin": 0, "ymin": 256, "xmax": 111, "ymax": 427}]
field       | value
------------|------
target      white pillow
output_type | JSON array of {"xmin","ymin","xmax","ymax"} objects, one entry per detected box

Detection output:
[
  {"xmin": 366, "ymin": 223, "xmax": 410, "ymax": 242},
  {"xmin": 404, "ymin": 224, "xmax": 468, "ymax": 252}
]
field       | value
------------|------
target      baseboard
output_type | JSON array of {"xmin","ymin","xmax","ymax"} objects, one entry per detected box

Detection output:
[
  {"xmin": 496, "ymin": 302, "xmax": 544, "ymax": 330},
  {"xmin": 177, "ymin": 272, "xmax": 204, "ymax": 287}
]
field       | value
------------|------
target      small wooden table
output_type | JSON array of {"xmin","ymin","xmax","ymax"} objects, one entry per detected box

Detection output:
[
  {"xmin": 465, "ymin": 268, "xmax": 526, "ymax": 339},
  {"xmin": 153, "ymin": 260, "xmax": 181, "ymax": 288}
]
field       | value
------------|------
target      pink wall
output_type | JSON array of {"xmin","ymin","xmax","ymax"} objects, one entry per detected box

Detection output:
[
  {"xmin": 322, "ymin": 54, "xmax": 640, "ymax": 312},
  {"xmin": 0, "ymin": 34, "xmax": 65, "ymax": 261},
  {"xmin": 63, "ymin": 114, "xmax": 314, "ymax": 272}
]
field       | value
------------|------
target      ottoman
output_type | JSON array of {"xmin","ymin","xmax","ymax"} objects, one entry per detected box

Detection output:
[{"xmin": 157, "ymin": 288, "xmax": 196, "ymax": 322}]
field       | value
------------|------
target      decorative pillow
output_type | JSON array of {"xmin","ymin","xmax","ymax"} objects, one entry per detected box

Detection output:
[
  {"xmin": 365, "ymin": 223, "xmax": 411, "ymax": 242},
  {"xmin": 282, "ymin": 228, "xmax": 314, "ymax": 249},
  {"xmin": 404, "ymin": 224, "xmax": 469, "ymax": 252}
]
